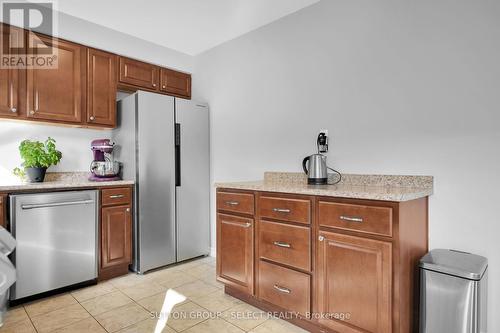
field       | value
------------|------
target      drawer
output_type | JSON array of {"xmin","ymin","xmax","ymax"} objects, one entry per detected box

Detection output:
[
  {"xmin": 259, "ymin": 220, "xmax": 310, "ymax": 271},
  {"xmin": 258, "ymin": 196, "xmax": 310, "ymax": 224},
  {"xmin": 258, "ymin": 260, "xmax": 310, "ymax": 315},
  {"xmin": 101, "ymin": 187, "xmax": 132, "ymax": 207},
  {"xmin": 217, "ymin": 191, "xmax": 254, "ymax": 215},
  {"xmin": 318, "ymin": 201, "xmax": 393, "ymax": 237}
]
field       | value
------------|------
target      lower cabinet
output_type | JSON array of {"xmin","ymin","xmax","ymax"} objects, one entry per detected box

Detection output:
[
  {"xmin": 216, "ymin": 212, "xmax": 254, "ymax": 294},
  {"xmin": 99, "ymin": 187, "xmax": 133, "ymax": 280},
  {"xmin": 316, "ymin": 230, "xmax": 392, "ymax": 333},
  {"xmin": 217, "ymin": 189, "xmax": 428, "ymax": 333},
  {"xmin": 101, "ymin": 205, "xmax": 132, "ymax": 268}
]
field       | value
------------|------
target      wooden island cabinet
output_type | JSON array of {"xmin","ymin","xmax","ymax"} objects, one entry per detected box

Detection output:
[{"xmin": 216, "ymin": 188, "xmax": 428, "ymax": 333}]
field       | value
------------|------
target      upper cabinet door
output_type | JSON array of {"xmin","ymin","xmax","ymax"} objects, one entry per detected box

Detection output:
[
  {"xmin": 0, "ymin": 25, "xmax": 23, "ymax": 118},
  {"xmin": 316, "ymin": 230, "xmax": 392, "ymax": 333},
  {"xmin": 160, "ymin": 68, "xmax": 191, "ymax": 98},
  {"xmin": 119, "ymin": 57, "xmax": 159, "ymax": 90},
  {"xmin": 26, "ymin": 33, "xmax": 84, "ymax": 124},
  {"xmin": 87, "ymin": 49, "xmax": 117, "ymax": 127}
]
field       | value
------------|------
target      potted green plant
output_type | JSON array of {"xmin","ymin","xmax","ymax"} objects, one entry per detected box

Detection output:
[{"xmin": 13, "ymin": 137, "xmax": 63, "ymax": 183}]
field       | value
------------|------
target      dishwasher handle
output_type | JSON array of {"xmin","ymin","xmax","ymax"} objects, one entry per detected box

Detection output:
[{"xmin": 21, "ymin": 199, "xmax": 95, "ymax": 210}]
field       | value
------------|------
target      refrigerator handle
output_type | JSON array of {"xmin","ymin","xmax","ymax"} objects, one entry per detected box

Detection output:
[{"xmin": 175, "ymin": 123, "xmax": 181, "ymax": 187}]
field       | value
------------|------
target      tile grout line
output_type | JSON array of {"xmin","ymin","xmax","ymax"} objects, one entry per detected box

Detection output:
[
  {"xmin": 22, "ymin": 305, "xmax": 40, "ymax": 333},
  {"xmin": 73, "ymin": 292, "xmax": 110, "ymax": 333}
]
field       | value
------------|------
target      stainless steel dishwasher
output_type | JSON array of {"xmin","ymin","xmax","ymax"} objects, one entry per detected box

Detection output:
[{"xmin": 9, "ymin": 190, "xmax": 98, "ymax": 300}]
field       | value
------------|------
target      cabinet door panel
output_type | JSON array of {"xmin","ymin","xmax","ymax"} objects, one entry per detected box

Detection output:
[
  {"xmin": 0, "ymin": 25, "xmax": 23, "ymax": 118},
  {"xmin": 160, "ymin": 68, "xmax": 191, "ymax": 98},
  {"xmin": 26, "ymin": 33, "xmax": 84, "ymax": 123},
  {"xmin": 217, "ymin": 213, "xmax": 254, "ymax": 294},
  {"xmin": 87, "ymin": 48, "xmax": 116, "ymax": 126},
  {"xmin": 316, "ymin": 231, "xmax": 392, "ymax": 333},
  {"xmin": 119, "ymin": 57, "xmax": 158, "ymax": 90},
  {"xmin": 101, "ymin": 205, "xmax": 132, "ymax": 269}
]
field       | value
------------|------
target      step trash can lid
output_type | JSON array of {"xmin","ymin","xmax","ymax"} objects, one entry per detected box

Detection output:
[{"xmin": 420, "ymin": 249, "xmax": 488, "ymax": 280}]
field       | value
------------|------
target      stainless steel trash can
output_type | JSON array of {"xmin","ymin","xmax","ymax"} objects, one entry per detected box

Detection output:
[{"xmin": 419, "ymin": 249, "xmax": 488, "ymax": 333}]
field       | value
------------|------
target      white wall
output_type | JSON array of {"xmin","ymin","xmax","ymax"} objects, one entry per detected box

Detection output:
[
  {"xmin": 194, "ymin": 0, "xmax": 500, "ymax": 330},
  {"xmin": 2, "ymin": 10, "xmax": 194, "ymax": 72},
  {"xmin": 53, "ymin": 12, "xmax": 194, "ymax": 72},
  {"xmin": 0, "ymin": 121, "xmax": 111, "ymax": 181}
]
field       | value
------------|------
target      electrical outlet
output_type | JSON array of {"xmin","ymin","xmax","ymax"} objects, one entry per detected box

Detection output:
[{"xmin": 317, "ymin": 129, "xmax": 329, "ymax": 153}]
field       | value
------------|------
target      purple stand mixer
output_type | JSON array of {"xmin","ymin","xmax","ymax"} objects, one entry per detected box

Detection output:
[{"xmin": 89, "ymin": 139, "xmax": 121, "ymax": 182}]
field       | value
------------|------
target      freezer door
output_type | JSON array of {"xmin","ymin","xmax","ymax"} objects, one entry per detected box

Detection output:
[
  {"xmin": 175, "ymin": 99, "xmax": 210, "ymax": 261},
  {"xmin": 137, "ymin": 91, "xmax": 177, "ymax": 272}
]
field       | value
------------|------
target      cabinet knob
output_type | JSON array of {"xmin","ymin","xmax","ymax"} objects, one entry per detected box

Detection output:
[
  {"xmin": 89, "ymin": 116, "xmax": 95, "ymax": 121},
  {"xmin": 162, "ymin": 85, "xmax": 166, "ymax": 89},
  {"xmin": 10, "ymin": 107, "xmax": 17, "ymax": 113},
  {"xmin": 30, "ymin": 110, "xmax": 35, "ymax": 115},
  {"xmin": 126, "ymin": 208, "xmax": 130, "ymax": 212},
  {"xmin": 152, "ymin": 83, "xmax": 157, "ymax": 87}
]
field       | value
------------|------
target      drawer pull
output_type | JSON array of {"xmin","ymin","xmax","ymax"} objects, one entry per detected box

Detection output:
[
  {"xmin": 222, "ymin": 220, "xmax": 251, "ymax": 228},
  {"xmin": 109, "ymin": 194, "xmax": 125, "ymax": 199},
  {"xmin": 272, "ymin": 208, "xmax": 291, "ymax": 213},
  {"xmin": 225, "ymin": 201, "xmax": 240, "ymax": 206},
  {"xmin": 273, "ymin": 241, "xmax": 291, "ymax": 248},
  {"xmin": 273, "ymin": 284, "xmax": 291, "ymax": 294},
  {"xmin": 340, "ymin": 215, "xmax": 363, "ymax": 223}
]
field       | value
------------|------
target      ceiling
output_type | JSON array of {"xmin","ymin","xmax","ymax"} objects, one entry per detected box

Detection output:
[{"xmin": 54, "ymin": 0, "xmax": 320, "ymax": 56}]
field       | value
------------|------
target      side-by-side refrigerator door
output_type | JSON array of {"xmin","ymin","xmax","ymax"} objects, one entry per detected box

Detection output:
[
  {"xmin": 137, "ymin": 91, "xmax": 177, "ymax": 272},
  {"xmin": 175, "ymin": 99, "xmax": 210, "ymax": 261}
]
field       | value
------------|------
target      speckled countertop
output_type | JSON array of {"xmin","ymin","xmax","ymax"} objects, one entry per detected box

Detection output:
[
  {"xmin": 0, "ymin": 172, "xmax": 134, "ymax": 192},
  {"xmin": 215, "ymin": 172, "xmax": 433, "ymax": 202}
]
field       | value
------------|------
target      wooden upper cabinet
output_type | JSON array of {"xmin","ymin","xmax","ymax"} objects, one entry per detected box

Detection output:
[
  {"xmin": 87, "ymin": 49, "xmax": 117, "ymax": 127},
  {"xmin": 217, "ymin": 213, "xmax": 254, "ymax": 294},
  {"xmin": 0, "ymin": 25, "xmax": 23, "ymax": 118},
  {"xmin": 101, "ymin": 205, "xmax": 132, "ymax": 269},
  {"xmin": 26, "ymin": 33, "xmax": 85, "ymax": 124},
  {"xmin": 119, "ymin": 57, "xmax": 159, "ymax": 90},
  {"xmin": 316, "ymin": 230, "xmax": 392, "ymax": 333},
  {"xmin": 160, "ymin": 68, "xmax": 191, "ymax": 98}
]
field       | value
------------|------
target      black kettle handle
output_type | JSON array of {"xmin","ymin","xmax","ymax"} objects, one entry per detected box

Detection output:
[{"xmin": 302, "ymin": 156, "xmax": 309, "ymax": 174}]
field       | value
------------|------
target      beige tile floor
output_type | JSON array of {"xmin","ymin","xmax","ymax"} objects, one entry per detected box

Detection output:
[{"xmin": 0, "ymin": 257, "xmax": 307, "ymax": 333}]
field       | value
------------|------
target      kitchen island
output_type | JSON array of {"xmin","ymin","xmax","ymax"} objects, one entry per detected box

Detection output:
[{"xmin": 216, "ymin": 172, "xmax": 433, "ymax": 333}]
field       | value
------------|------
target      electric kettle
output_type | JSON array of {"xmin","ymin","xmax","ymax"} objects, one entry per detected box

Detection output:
[{"xmin": 302, "ymin": 154, "xmax": 328, "ymax": 185}]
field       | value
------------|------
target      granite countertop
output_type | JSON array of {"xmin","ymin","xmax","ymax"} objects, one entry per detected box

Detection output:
[
  {"xmin": 0, "ymin": 172, "xmax": 134, "ymax": 192},
  {"xmin": 215, "ymin": 172, "xmax": 433, "ymax": 202}
]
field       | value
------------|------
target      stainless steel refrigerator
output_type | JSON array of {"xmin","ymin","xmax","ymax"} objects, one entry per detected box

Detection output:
[{"xmin": 114, "ymin": 91, "xmax": 209, "ymax": 273}]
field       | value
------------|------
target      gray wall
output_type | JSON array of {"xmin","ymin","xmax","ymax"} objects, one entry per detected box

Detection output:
[{"xmin": 193, "ymin": 0, "xmax": 500, "ymax": 330}]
